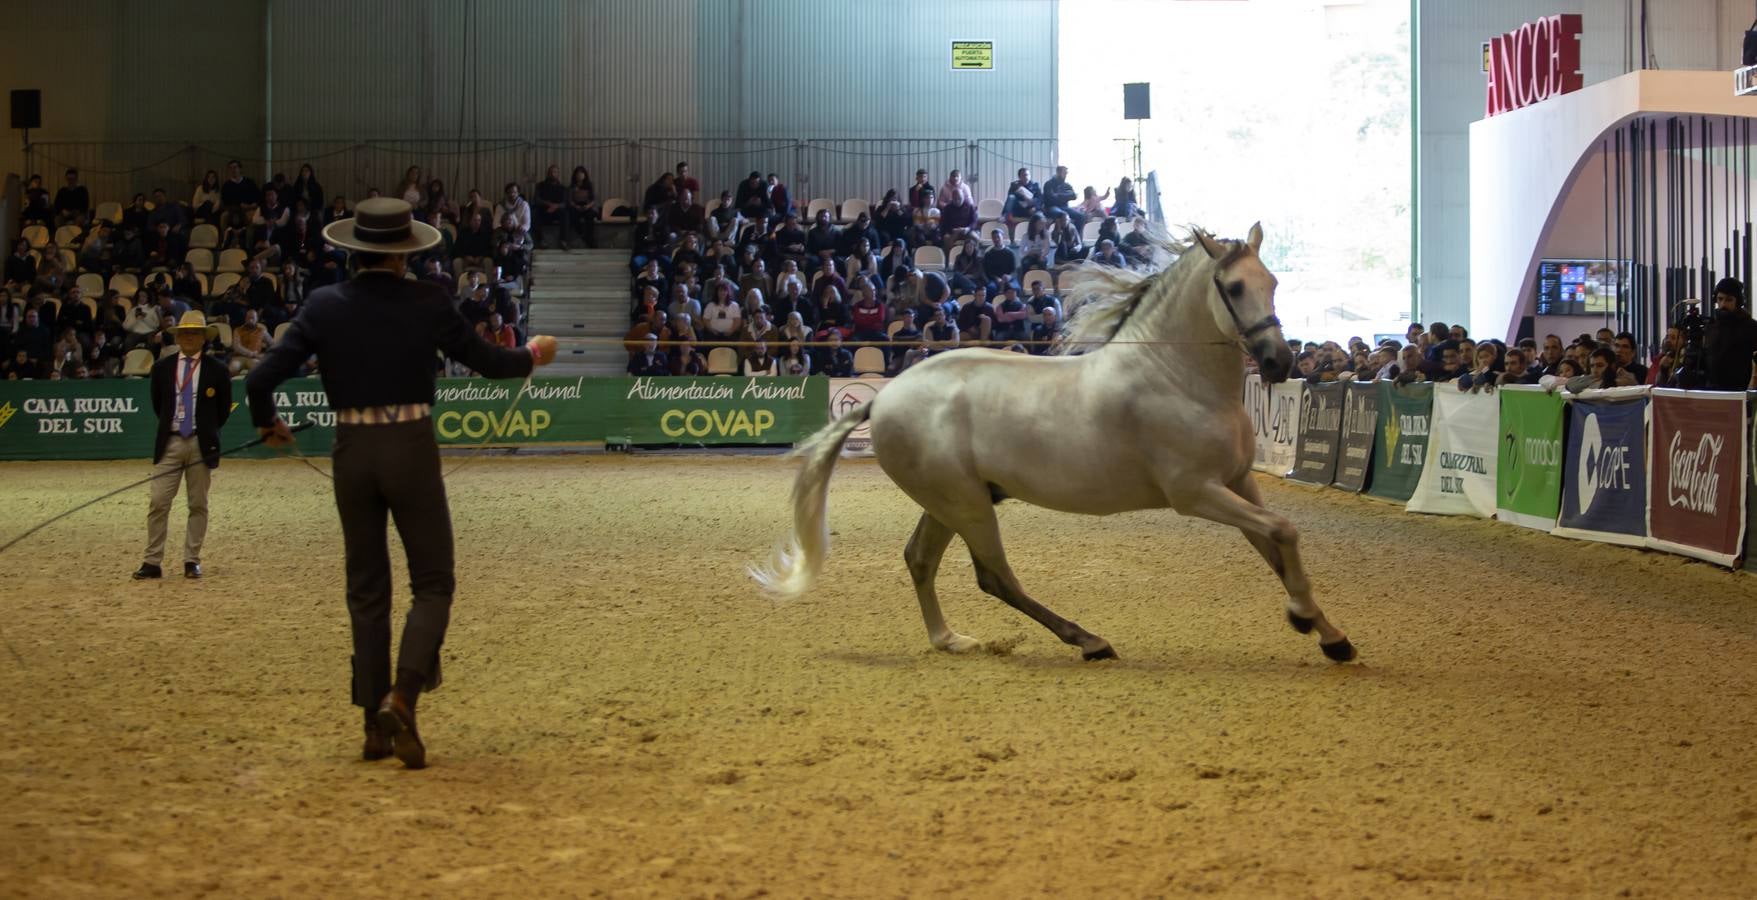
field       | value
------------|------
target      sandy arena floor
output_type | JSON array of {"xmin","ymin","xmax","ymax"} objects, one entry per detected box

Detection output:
[{"xmin": 2, "ymin": 453, "xmax": 1756, "ymax": 898}]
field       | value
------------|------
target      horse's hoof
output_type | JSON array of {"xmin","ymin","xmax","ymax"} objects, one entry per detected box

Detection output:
[
  {"xmin": 935, "ymin": 633, "xmax": 983, "ymax": 654},
  {"xmin": 1287, "ymin": 611, "xmax": 1315, "ymax": 634},
  {"xmin": 1320, "ymin": 638, "xmax": 1357, "ymax": 663},
  {"xmin": 1081, "ymin": 641, "xmax": 1118, "ymax": 661}
]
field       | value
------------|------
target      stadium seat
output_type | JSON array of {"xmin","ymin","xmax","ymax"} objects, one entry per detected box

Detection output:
[
  {"xmin": 185, "ymin": 248, "xmax": 215, "ymax": 273},
  {"xmin": 159, "ymin": 344, "xmax": 179, "ymax": 359},
  {"xmin": 95, "ymin": 201, "xmax": 123, "ymax": 224},
  {"xmin": 21, "ymin": 225, "xmax": 49, "ymax": 249},
  {"xmin": 108, "ymin": 272, "xmax": 139, "ymax": 298},
  {"xmin": 271, "ymin": 322, "xmax": 292, "ymax": 344},
  {"xmin": 58, "ymin": 249, "xmax": 77, "ymax": 272},
  {"xmin": 956, "ymin": 293, "xmax": 974, "ymax": 308},
  {"xmin": 54, "ymin": 224, "xmax": 83, "ymax": 247},
  {"xmin": 209, "ymin": 271, "xmax": 242, "ymax": 297},
  {"xmin": 215, "ymin": 248, "xmax": 248, "ymax": 274},
  {"xmin": 706, "ymin": 346, "xmax": 739, "ymax": 375},
  {"xmin": 188, "ymin": 224, "xmax": 219, "ymax": 250},
  {"xmin": 704, "ymin": 197, "xmax": 722, "ymax": 215},
  {"xmin": 976, "ymin": 198, "xmax": 1004, "ymax": 223},
  {"xmin": 190, "ymin": 272, "xmax": 209, "ymax": 297},
  {"xmin": 806, "ymin": 198, "xmax": 836, "ymax": 221},
  {"xmin": 838, "ymin": 198, "xmax": 870, "ymax": 224},
  {"xmin": 913, "ymin": 246, "xmax": 946, "ymax": 270},
  {"xmin": 1022, "ymin": 270, "xmax": 1054, "ymax": 294},
  {"xmin": 1081, "ymin": 220, "xmax": 1102, "ymax": 241},
  {"xmin": 76, "ymin": 273, "xmax": 105, "ymax": 296},
  {"xmin": 120, "ymin": 348, "xmax": 153, "ymax": 377},
  {"xmin": 80, "ymin": 297, "xmax": 98, "ymax": 322},
  {"xmin": 886, "ymin": 319, "xmax": 908, "ymax": 338},
  {"xmin": 209, "ymin": 321, "xmax": 233, "ymax": 348},
  {"xmin": 600, "ymin": 197, "xmax": 630, "ymax": 221},
  {"xmin": 852, "ymin": 346, "xmax": 885, "ymax": 374},
  {"xmin": 37, "ymin": 299, "xmax": 58, "ymax": 324}
]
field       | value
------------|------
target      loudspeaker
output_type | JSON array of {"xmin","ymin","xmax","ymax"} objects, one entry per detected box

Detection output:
[
  {"xmin": 10, "ymin": 89, "xmax": 40, "ymax": 130},
  {"xmin": 1123, "ymin": 83, "xmax": 1150, "ymax": 120}
]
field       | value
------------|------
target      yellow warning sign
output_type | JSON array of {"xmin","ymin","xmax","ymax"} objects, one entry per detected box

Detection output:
[{"xmin": 951, "ymin": 40, "xmax": 993, "ymax": 71}]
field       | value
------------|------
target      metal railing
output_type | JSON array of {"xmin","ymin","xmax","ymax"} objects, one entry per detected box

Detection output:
[{"xmin": 21, "ymin": 137, "xmax": 1059, "ymax": 212}]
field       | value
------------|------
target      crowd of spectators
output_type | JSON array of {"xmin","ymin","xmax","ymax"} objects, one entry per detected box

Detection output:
[
  {"xmin": 618, "ymin": 160, "xmax": 1151, "ymax": 377},
  {"xmin": 5, "ymin": 162, "xmax": 550, "ymax": 380}
]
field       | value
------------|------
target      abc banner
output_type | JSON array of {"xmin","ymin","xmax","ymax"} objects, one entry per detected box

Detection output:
[
  {"xmin": 1288, "ymin": 382, "xmax": 1345, "ymax": 485},
  {"xmin": 1366, "ymin": 380, "xmax": 1432, "ymax": 503},
  {"xmin": 1647, "ymin": 389, "xmax": 1747, "ymax": 567},
  {"xmin": 1244, "ymin": 374, "xmax": 1303, "ymax": 476},
  {"xmin": 1552, "ymin": 387, "xmax": 1649, "ymax": 547},
  {"xmin": 829, "ymin": 377, "xmax": 887, "ymax": 457},
  {"xmin": 1331, "ymin": 380, "xmax": 1379, "ymax": 493},
  {"xmin": 1407, "ymin": 389, "xmax": 1498, "ymax": 517},
  {"xmin": 1495, "ymin": 386, "xmax": 1566, "ymax": 530}
]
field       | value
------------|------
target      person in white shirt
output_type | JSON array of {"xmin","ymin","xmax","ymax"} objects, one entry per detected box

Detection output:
[
  {"xmin": 701, "ymin": 281, "xmax": 744, "ymax": 341},
  {"xmin": 494, "ymin": 182, "xmax": 531, "ymax": 232}
]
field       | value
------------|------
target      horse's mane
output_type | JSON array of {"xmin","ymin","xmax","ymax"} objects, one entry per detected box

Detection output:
[{"xmin": 1053, "ymin": 224, "xmax": 1240, "ymax": 355}]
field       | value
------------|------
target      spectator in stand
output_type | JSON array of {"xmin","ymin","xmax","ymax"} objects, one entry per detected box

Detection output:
[
  {"xmin": 622, "ymin": 333, "xmax": 667, "ymax": 376},
  {"xmin": 189, "ymin": 170, "xmax": 223, "ymax": 225},
  {"xmin": 908, "ymin": 169, "xmax": 936, "ymax": 216},
  {"xmin": 275, "ymin": 207, "xmax": 322, "ymax": 270},
  {"xmin": 147, "ymin": 188, "xmax": 188, "ymax": 235},
  {"xmin": 707, "ymin": 189, "xmax": 741, "ymax": 242},
  {"xmin": 1041, "ymin": 165, "xmax": 1080, "ymax": 228},
  {"xmin": 1119, "ymin": 217, "xmax": 1154, "ymax": 263},
  {"xmin": 814, "ymin": 331, "xmax": 854, "ymax": 377},
  {"xmin": 849, "ymin": 282, "xmax": 889, "ymax": 356},
  {"xmin": 743, "ymin": 306, "xmax": 777, "ymax": 347},
  {"xmin": 495, "ymin": 182, "xmax": 531, "ymax": 233},
  {"xmin": 642, "ymin": 172, "xmax": 677, "ymax": 212},
  {"xmin": 982, "ymin": 227, "xmax": 1019, "ymax": 292},
  {"xmin": 455, "ymin": 188, "xmax": 489, "ymax": 227},
  {"xmin": 220, "ymin": 160, "xmax": 261, "ymax": 238},
  {"xmin": 1393, "ymin": 344, "xmax": 1427, "ymax": 383},
  {"xmin": 777, "ymin": 339, "xmax": 810, "ymax": 376},
  {"xmin": 1571, "ymin": 346, "xmax": 1636, "ymax": 390},
  {"xmin": 992, "ymin": 283, "xmax": 1030, "ymax": 344},
  {"xmin": 289, "ymin": 164, "xmax": 324, "ymax": 213},
  {"xmin": 945, "ymin": 235, "xmax": 984, "ymax": 296},
  {"xmin": 662, "ymin": 283, "xmax": 699, "ymax": 325},
  {"xmin": 242, "ymin": 259, "xmax": 279, "ymax": 312},
  {"xmin": 208, "ymin": 282, "xmax": 249, "ymax": 327},
  {"xmin": 1531, "ymin": 333, "xmax": 1565, "ymax": 377},
  {"xmin": 56, "ymin": 285, "xmax": 93, "ymax": 335},
  {"xmin": 1648, "ymin": 326, "xmax": 1684, "ymax": 386},
  {"xmin": 563, "ymin": 167, "xmax": 599, "ymax": 249},
  {"xmin": 734, "ymin": 171, "xmax": 771, "ymax": 223},
  {"xmin": 629, "ymin": 206, "xmax": 668, "ymax": 274},
  {"xmin": 812, "ymin": 284, "xmax": 851, "ymax": 340},
  {"xmin": 87, "ymin": 326, "xmax": 124, "ymax": 376},
  {"xmin": 1018, "ymin": 215, "xmax": 1053, "ymax": 272},
  {"xmin": 1455, "ymin": 342, "xmax": 1504, "ymax": 391},
  {"xmin": 393, "ymin": 166, "xmax": 422, "ymax": 209},
  {"xmin": 810, "ymin": 252, "xmax": 848, "ymax": 305},
  {"xmin": 1111, "ymin": 176, "xmax": 1140, "ymax": 219},
  {"xmin": 1050, "ymin": 212, "xmax": 1085, "ymax": 264},
  {"xmin": 672, "ymin": 339, "xmax": 709, "ymax": 376},
  {"xmin": 1500, "ymin": 347, "xmax": 1538, "ymax": 384},
  {"xmin": 939, "ymin": 191, "xmax": 977, "ymax": 249},
  {"xmin": 1090, "ymin": 238, "xmax": 1126, "ymax": 268},
  {"xmin": 1030, "ymin": 306, "xmax": 1062, "ymax": 354},
  {"xmin": 875, "ymin": 196, "xmax": 911, "ymax": 247},
  {"xmin": 1609, "ymin": 331, "xmax": 1647, "ymax": 383},
  {"xmin": 772, "ymin": 213, "xmax": 808, "ymax": 269},
  {"xmin": 16, "ymin": 309, "xmax": 52, "ymax": 364},
  {"xmin": 78, "ymin": 222, "xmax": 113, "ymax": 278},
  {"xmin": 532, "ymin": 165, "xmax": 567, "ymax": 248},
  {"xmin": 54, "ymin": 168, "xmax": 91, "ymax": 227},
  {"xmin": 673, "ymin": 161, "xmax": 700, "ymax": 198},
  {"xmin": 622, "ymin": 310, "xmax": 667, "ymax": 355},
  {"xmin": 1026, "ymin": 279, "xmax": 1063, "ymax": 320},
  {"xmin": 739, "ymin": 285, "xmax": 767, "ymax": 321},
  {"xmin": 493, "ymin": 223, "xmax": 530, "ymax": 289},
  {"xmin": 670, "ymin": 232, "xmax": 703, "ymax": 275},
  {"xmin": 451, "ymin": 209, "xmax": 496, "ymax": 276},
  {"xmin": 49, "ymin": 326, "xmax": 85, "ymax": 374},
  {"xmin": 910, "ymin": 206, "xmax": 944, "ymax": 250},
  {"xmin": 482, "ymin": 310, "xmax": 518, "ymax": 349},
  {"xmin": 634, "ymin": 257, "xmax": 668, "ymax": 301},
  {"xmin": 264, "ymin": 291, "xmax": 302, "ymax": 333},
  {"xmin": 805, "ymin": 209, "xmax": 841, "ymax": 269},
  {"xmin": 958, "ymin": 285, "xmax": 996, "ymax": 344},
  {"xmin": 3, "ymin": 348, "xmax": 41, "ymax": 379},
  {"xmin": 738, "ymin": 256, "xmax": 771, "ymax": 302},
  {"xmin": 888, "ymin": 309, "xmax": 923, "ymax": 372},
  {"xmin": 667, "ymin": 189, "xmax": 706, "ymax": 238},
  {"xmin": 323, "ymin": 195, "xmax": 352, "ymax": 227},
  {"xmin": 229, "ymin": 309, "xmax": 268, "ymax": 375},
  {"xmin": 1294, "ymin": 351, "xmax": 1323, "ymax": 381},
  {"xmin": 766, "ymin": 173, "xmax": 793, "ymax": 220},
  {"xmin": 112, "ymin": 221, "xmax": 147, "ymax": 274},
  {"xmin": 122, "ymin": 292, "xmax": 161, "ymax": 349},
  {"xmin": 1003, "ymin": 167, "xmax": 1042, "ymax": 227},
  {"xmin": 742, "ymin": 340, "xmax": 777, "ymax": 376},
  {"xmin": 122, "ymin": 193, "xmax": 151, "ymax": 234},
  {"xmin": 1078, "ymin": 185, "xmax": 1111, "ymax": 222},
  {"xmin": 422, "ymin": 179, "xmax": 457, "ymax": 227},
  {"xmin": 701, "ymin": 281, "xmax": 744, "ymax": 344},
  {"xmin": 923, "ymin": 306, "xmax": 959, "ymax": 357},
  {"xmin": 421, "ymin": 256, "xmax": 456, "ymax": 295},
  {"xmin": 248, "ymin": 187, "xmax": 290, "ymax": 262},
  {"xmin": 22, "ymin": 175, "xmax": 53, "ymax": 226},
  {"xmin": 6, "ymin": 238, "xmax": 36, "ymax": 289}
]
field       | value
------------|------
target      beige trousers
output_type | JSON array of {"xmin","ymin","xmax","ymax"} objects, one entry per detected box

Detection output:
[{"xmin": 143, "ymin": 435, "xmax": 211, "ymax": 567}]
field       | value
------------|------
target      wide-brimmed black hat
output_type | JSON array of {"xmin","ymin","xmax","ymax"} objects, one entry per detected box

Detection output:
[{"xmin": 321, "ymin": 197, "xmax": 441, "ymax": 254}]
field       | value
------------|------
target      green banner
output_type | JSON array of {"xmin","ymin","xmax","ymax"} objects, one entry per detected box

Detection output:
[
  {"xmin": 0, "ymin": 375, "xmax": 830, "ymax": 460},
  {"xmin": 608, "ymin": 376, "xmax": 827, "ymax": 444},
  {"xmin": 1495, "ymin": 386, "xmax": 1566, "ymax": 529},
  {"xmin": 1366, "ymin": 380, "xmax": 1433, "ymax": 503}
]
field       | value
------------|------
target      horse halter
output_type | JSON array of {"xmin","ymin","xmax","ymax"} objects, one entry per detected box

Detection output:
[{"xmin": 1212, "ymin": 272, "xmax": 1281, "ymax": 346}]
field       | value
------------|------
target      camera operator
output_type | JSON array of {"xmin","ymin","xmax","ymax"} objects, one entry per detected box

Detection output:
[{"xmin": 1703, "ymin": 277, "xmax": 1757, "ymax": 390}]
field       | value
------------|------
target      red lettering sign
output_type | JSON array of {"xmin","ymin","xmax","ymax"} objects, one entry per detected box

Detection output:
[
  {"xmin": 1485, "ymin": 14, "xmax": 1582, "ymax": 117},
  {"xmin": 1649, "ymin": 390, "xmax": 1747, "ymax": 566}
]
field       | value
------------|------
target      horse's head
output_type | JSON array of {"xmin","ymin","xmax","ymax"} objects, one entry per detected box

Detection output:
[{"xmin": 1195, "ymin": 222, "xmax": 1291, "ymax": 383}]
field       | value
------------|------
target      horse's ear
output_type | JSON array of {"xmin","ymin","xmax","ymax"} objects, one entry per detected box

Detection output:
[
  {"xmin": 1247, "ymin": 221, "xmax": 1263, "ymax": 253},
  {"xmin": 1194, "ymin": 228, "xmax": 1225, "ymax": 260}
]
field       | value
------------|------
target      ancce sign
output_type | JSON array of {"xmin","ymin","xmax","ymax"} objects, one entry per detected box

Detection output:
[{"xmin": 1485, "ymin": 14, "xmax": 1583, "ymax": 118}]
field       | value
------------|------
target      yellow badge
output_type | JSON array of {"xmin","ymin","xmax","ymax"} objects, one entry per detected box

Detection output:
[{"xmin": 205, "ymin": 387, "xmax": 215, "ymax": 397}]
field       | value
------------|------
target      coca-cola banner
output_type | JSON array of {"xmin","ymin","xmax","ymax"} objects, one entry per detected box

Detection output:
[
  {"xmin": 1331, "ymin": 380, "xmax": 1379, "ymax": 493},
  {"xmin": 1289, "ymin": 382, "xmax": 1345, "ymax": 486},
  {"xmin": 1553, "ymin": 387, "xmax": 1650, "ymax": 547},
  {"xmin": 1647, "ymin": 389, "xmax": 1747, "ymax": 567}
]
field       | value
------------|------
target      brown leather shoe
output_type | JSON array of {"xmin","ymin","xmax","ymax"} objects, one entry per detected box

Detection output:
[
  {"xmin": 375, "ymin": 694, "xmax": 426, "ymax": 769},
  {"xmin": 362, "ymin": 722, "xmax": 393, "ymax": 761}
]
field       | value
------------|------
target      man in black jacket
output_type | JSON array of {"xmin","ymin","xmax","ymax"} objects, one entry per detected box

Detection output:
[
  {"xmin": 53, "ymin": 169, "xmax": 90, "ymax": 227},
  {"xmin": 1702, "ymin": 277, "xmax": 1757, "ymax": 390},
  {"xmin": 248, "ymin": 198, "xmax": 558, "ymax": 769},
  {"xmin": 135, "ymin": 312, "xmax": 231, "ymax": 581}
]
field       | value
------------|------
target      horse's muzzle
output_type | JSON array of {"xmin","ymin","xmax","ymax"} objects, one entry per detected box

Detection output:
[{"xmin": 1255, "ymin": 343, "xmax": 1293, "ymax": 383}]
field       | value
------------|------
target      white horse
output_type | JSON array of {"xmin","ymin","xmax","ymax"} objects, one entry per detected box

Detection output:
[{"xmin": 751, "ymin": 223, "xmax": 1355, "ymax": 663}]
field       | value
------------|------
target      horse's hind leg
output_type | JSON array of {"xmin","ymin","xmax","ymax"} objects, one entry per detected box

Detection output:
[
  {"xmin": 955, "ymin": 511, "xmax": 1116, "ymax": 661},
  {"xmin": 905, "ymin": 513, "xmax": 981, "ymax": 653},
  {"xmin": 1185, "ymin": 476, "xmax": 1354, "ymax": 662}
]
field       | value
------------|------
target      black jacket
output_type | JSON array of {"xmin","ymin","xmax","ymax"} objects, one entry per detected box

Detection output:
[
  {"xmin": 1703, "ymin": 309, "xmax": 1757, "ymax": 390},
  {"xmin": 151, "ymin": 353, "xmax": 232, "ymax": 468},
  {"xmin": 246, "ymin": 270, "xmax": 533, "ymax": 426}
]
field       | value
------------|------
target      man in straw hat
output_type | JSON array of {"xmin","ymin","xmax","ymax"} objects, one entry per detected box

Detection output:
[
  {"xmin": 245, "ymin": 197, "xmax": 558, "ymax": 769},
  {"xmin": 134, "ymin": 311, "xmax": 231, "ymax": 581}
]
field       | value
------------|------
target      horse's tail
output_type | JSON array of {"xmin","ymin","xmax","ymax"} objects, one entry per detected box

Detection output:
[{"xmin": 748, "ymin": 401, "xmax": 874, "ymax": 600}]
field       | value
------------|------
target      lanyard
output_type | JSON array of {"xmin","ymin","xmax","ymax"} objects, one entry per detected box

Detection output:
[{"xmin": 175, "ymin": 356, "xmax": 199, "ymax": 394}]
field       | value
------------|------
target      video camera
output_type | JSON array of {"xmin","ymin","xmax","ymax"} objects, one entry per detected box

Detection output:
[{"xmin": 1672, "ymin": 299, "xmax": 1708, "ymax": 389}]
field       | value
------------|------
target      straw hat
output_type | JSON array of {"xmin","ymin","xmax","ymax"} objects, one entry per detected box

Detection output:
[
  {"xmin": 321, "ymin": 197, "xmax": 442, "ymax": 255},
  {"xmin": 172, "ymin": 311, "xmax": 218, "ymax": 340}
]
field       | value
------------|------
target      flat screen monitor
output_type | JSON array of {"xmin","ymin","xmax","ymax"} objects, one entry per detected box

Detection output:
[{"xmin": 1536, "ymin": 259, "xmax": 1622, "ymax": 316}]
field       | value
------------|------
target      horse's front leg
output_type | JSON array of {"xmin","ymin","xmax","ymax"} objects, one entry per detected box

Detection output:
[{"xmin": 1177, "ymin": 476, "xmax": 1355, "ymax": 662}]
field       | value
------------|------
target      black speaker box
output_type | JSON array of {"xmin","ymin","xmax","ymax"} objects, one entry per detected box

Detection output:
[
  {"xmin": 11, "ymin": 89, "xmax": 41, "ymax": 130},
  {"xmin": 1123, "ymin": 83, "xmax": 1150, "ymax": 120}
]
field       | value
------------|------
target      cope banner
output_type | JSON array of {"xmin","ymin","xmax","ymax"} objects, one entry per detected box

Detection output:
[
  {"xmin": 1647, "ymin": 389, "xmax": 1747, "ymax": 567},
  {"xmin": 1552, "ymin": 387, "xmax": 1649, "ymax": 547},
  {"xmin": 1288, "ymin": 382, "xmax": 1345, "ymax": 486}
]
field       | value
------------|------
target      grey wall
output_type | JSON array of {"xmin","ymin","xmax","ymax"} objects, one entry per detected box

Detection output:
[
  {"xmin": 1416, "ymin": 0, "xmax": 1744, "ymax": 331},
  {"xmin": 3, "ymin": 0, "xmax": 1057, "ymax": 204}
]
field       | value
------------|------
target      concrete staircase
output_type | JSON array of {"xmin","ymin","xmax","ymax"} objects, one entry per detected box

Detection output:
[{"xmin": 526, "ymin": 249, "xmax": 630, "ymax": 377}]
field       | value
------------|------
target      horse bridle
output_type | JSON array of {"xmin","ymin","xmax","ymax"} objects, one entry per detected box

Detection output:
[{"xmin": 1212, "ymin": 272, "xmax": 1280, "ymax": 346}]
